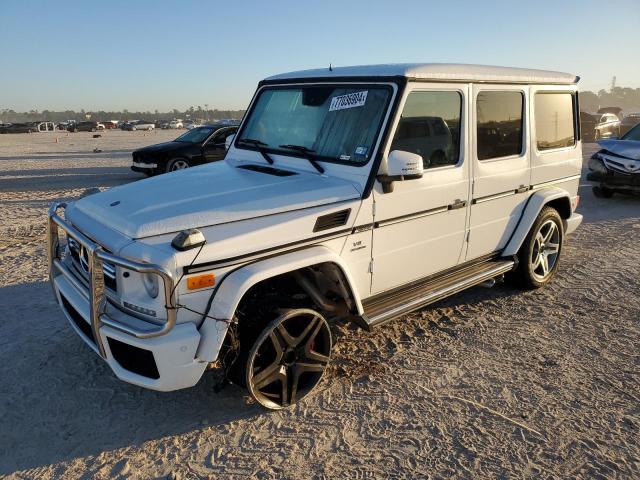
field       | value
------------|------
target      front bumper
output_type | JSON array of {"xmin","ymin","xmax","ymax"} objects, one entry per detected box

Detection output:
[
  {"xmin": 587, "ymin": 171, "xmax": 640, "ymax": 192},
  {"xmin": 47, "ymin": 203, "xmax": 207, "ymax": 391}
]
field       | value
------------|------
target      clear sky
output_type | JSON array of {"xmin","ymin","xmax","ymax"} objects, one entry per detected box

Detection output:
[{"xmin": 1, "ymin": 0, "xmax": 638, "ymax": 112}]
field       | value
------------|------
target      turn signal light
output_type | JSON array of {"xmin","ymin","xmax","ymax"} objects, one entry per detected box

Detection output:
[{"xmin": 187, "ymin": 273, "xmax": 215, "ymax": 290}]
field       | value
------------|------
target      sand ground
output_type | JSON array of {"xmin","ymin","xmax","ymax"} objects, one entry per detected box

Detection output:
[{"xmin": 0, "ymin": 130, "xmax": 638, "ymax": 479}]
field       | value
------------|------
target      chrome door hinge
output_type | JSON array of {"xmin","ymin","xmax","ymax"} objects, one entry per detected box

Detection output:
[
  {"xmin": 372, "ymin": 202, "xmax": 376, "ymax": 217},
  {"xmin": 368, "ymin": 260, "xmax": 374, "ymax": 273},
  {"xmin": 466, "ymin": 230, "xmax": 471, "ymax": 242}
]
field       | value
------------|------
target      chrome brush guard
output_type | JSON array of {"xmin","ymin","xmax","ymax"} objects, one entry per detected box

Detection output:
[{"xmin": 47, "ymin": 202, "xmax": 177, "ymax": 358}]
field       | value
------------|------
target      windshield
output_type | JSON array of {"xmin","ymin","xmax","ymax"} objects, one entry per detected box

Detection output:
[
  {"xmin": 622, "ymin": 123, "xmax": 640, "ymax": 141},
  {"xmin": 236, "ymin": 85, "xmax": 392, "ymax": 165},
  {"xmin": 175, "ymin": 126, "xmax": 215, "ymax": 143}
]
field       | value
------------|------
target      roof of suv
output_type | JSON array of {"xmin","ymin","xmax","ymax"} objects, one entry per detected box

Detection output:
[{"xmin": 264, "ymin": 63, "xmax": 579, "ymax": 85}]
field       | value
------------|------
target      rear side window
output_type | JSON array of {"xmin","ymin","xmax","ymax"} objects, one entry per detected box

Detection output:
[
  {"xmin": 390, "ymin": 91, "xmax": 462, "ymax": 169},
  {"xmin": 535, "ymin": 93, "xmax": 576, "ymax": 150},
  {"xmin": 476, "ymin": 91, "xmax": 524, "ymax": 160}
]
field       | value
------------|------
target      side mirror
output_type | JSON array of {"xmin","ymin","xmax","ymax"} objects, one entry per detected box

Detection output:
[
  {"xmin": 225, "ymin": 134, "xmax": 235, "ymax": 151},
  {"xmin": 377, "ymin": 150, "xmax": 424, "ymax": 193}
]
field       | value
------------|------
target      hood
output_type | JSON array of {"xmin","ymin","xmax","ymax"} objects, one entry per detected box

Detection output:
[
  {"xmin": 597, "ymin": 139, "xmax": 640, "ymax": 161},
  {"xmin": 134, "ymin": 141, "xmax": 183, "ymax": 154},
  {"xmin": 71, "ymin": 161, "xmax": 361, "ymax": 238}
]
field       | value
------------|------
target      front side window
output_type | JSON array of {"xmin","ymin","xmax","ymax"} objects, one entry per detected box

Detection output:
[
  {"xmin": 237, "ymin": 85, "xmax": 392, "ymax": 165},
  {"xmin": 535, "ymin": 92, "xmax": 576, "ymax": 150},
  {"xmin": 476, "ymin": 91, "xmax": 524, "ymax": 160},
  {"xmin": 390, "ymin": 91, "xmax": 462, "ymax": 168}
]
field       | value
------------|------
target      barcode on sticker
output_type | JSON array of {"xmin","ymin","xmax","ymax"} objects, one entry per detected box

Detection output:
[{"xmin": 329, "ymin": 91, "xmax": 368, "ymax": 112}]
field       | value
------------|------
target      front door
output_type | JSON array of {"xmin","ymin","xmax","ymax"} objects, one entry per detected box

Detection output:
[
  {"xmin": 371, "ymin": 85, "xmax": 470, "ymax": 294},
  {"xmin": 465, "ymin": 86, "xmax": 530, "ymax": 260}
]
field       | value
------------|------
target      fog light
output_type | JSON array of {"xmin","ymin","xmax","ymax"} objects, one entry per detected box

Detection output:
[{"xmin": 123, "ymin": 301, "xmax": 157, "ymax": 317}]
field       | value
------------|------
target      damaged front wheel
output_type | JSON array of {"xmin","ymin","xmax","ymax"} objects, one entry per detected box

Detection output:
[{"xmin": 245, "ymin": 308, "xmax": 332, "ymax": 410}]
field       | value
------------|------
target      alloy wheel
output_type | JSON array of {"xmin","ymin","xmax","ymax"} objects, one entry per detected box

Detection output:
[
  {"xmin": 170, "ymin": 160, "xmax": 190, "ymax": 171},
  {"xmin": 246, "ymin": 309, "xmax": 331, "ymax": 409},
  {"xmin": 531, "ymin": 219, "xmax": 560, "ymax": 281}
]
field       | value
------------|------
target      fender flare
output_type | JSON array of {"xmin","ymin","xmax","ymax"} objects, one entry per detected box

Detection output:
[
  {"xmin": 196, "ymin": 245, "xmax": 363, "ymax": 362},
  {"xmin": 502, "ymin": 187, "xmax": 571, "ymax": 257}
]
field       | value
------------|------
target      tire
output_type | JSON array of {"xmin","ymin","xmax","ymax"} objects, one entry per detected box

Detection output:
[
  {"xmin": 593, "ymin": 185, "xmax": 614, "ymax": 198},
  {"xmin": 512, "ymin": 206, "xmax": 564, "ymax": 289},
  {"xmin": 166, "ymin": 158, "xmax": 190, "ymax": 173},
  {"xmin": 229, "ymin": 308, "xmax": 332, "ymax": 409}
]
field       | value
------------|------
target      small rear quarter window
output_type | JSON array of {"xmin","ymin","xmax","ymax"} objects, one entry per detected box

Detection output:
[{"xmin": 535, "ymin": 93, "xmax": 576, "ymax": 151}]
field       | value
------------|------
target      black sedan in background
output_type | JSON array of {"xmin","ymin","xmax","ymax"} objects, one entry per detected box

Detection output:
[
  {"xmin": 131, "ymin": 124, "xmax": 238, "ymax": 176},
  {"xmin": 0, "ymin": 123, "xmax": 38, "ymax": 133}
]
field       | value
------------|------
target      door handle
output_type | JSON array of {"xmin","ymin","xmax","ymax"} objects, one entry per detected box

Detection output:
[
  {"xmin": 515, "ymin": 185, "xmax": 529, "ymax": 194},
  {"xmin": 448, "ymin": 199, "xmax": 467, "ymax": 210}
]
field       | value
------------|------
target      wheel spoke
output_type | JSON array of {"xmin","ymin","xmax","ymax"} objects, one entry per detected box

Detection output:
[
  {"xmin": 268, "ymin": 331, "xmax": 286, "ymax": 361},
  {"xmin": 545, "ymin": 241, "xmax": 560, "ymax": 253},
  {"xmin": 302, "ymin": 348, "xmax": 330, "ymax": 364},
  {"xmin": 541, "ymin": 254, "xmax": 550, "ymax": 275},
  {"xmin": 252, "ymin": 362, "xmax": 284, "ymax": 390},
  {"xmin": 543, "ymin": 222, "xmax": 556, "ymax": 243},
  {"xmin": 303, "ymin": 316, "xmax": 324, "ymax": 349},
  {"xmin": 295, "ymin": 361, "xmax": 326, "ymax": 375},
  {"xmin": 532, "ymin": 253, "xmax": 542, "ymax": 271},
  {"xmin": 276, "ymin": 323, "xmax": 297, "ymax": 348}
]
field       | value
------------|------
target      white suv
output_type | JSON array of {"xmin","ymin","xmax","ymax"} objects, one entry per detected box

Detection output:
[{"xmin": 47, "ymin": 64, "xmax": 583, "ymax": 409}]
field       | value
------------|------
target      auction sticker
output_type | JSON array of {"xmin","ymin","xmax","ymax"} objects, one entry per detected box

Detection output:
[{"xmin": 329, "ymin": 91, "xmax": 368, "ymax": 111}]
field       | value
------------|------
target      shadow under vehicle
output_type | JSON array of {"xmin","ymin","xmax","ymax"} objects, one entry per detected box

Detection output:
[{"xmin": 131, "ymin": 124, "xmax": 238, "ymax": 175}]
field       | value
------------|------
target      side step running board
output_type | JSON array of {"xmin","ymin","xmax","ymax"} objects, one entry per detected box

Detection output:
[{"xmin": 362, "ymin": 259, "xmax": 515, "ymax": 329}]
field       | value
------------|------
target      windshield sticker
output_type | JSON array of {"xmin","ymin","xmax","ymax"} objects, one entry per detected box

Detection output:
[
  {"xmin": 354, "ymin": 145, "xmax": 368, "ymax": 159},
  {"xmin": 329, "ymin": 91, "xmax": 368, "ymax": 112},
  {"xmin": 339, "ymin": 154, "xmax": 351, "ymax": 161}
]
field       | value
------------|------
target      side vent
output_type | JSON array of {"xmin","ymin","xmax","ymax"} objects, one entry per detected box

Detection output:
[{"xmin": 313, "ymin": 209, "xmax": 351, "ymax": 232}]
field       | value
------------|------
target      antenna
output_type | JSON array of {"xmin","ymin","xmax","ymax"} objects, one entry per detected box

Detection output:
[{"xmin": 329, "ymin": 63, "xmax": 333, "ymax": 72}]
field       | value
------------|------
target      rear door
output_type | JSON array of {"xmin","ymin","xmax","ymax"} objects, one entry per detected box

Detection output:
[
  {"xmin": 466, "ymin": 85, "xmax": 530, "ymax": 260},
  {"xmin": 371, "ymin": 84, "xmax": 470, "ymax": 294}
]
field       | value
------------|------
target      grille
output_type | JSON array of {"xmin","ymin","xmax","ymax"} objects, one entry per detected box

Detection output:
[
  {"xmin": 313, "ymin": 209, "xmax": 351, "ymax": 232},
  {"xmin": 68, "ymin": 237, "xmax": 117, "ymax": 291},
  {"xmin": 61, "ymin": 294, "xmax": 96, "ymax": 345}
]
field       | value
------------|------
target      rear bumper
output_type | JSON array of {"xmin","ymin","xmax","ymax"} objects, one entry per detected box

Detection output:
[
  {"xmin": 54, "ymin": 273, "xmax": 207, "ymax": 391},
  {"xmin": 564, "ymin": 213, "xmax": 583, "ymax": 235}
]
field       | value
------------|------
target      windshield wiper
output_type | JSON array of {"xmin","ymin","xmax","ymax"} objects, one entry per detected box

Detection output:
[
  {"xmin": 278, "ymin": 144, "xmax": 325, "ymax": 174},
  {"xmin": 237, "ymin": 138, "xmax": 274, "ymax": 164}
]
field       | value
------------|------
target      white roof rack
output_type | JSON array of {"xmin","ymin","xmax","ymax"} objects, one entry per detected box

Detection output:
[{"xmin": 265, "ymin": 63, "xmax": 579, "ymax": 85}]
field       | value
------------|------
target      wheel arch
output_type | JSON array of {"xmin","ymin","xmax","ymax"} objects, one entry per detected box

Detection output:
[
  {"xmin": 196, "ymin": 246, "xmax": 363, "ymax": 362},
  {"xmin": 502, "ymin": 187, "xmax": 571, "ymax": 257}
]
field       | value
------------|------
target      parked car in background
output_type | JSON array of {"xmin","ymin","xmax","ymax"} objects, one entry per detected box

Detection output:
[
  {"xmin": 34, "ymin": 121, "xmax": 56, "ymax": 132},
  {"xmin": 592, "ymin": 113, "xmax": 621, "ymax": 140},
  {"xmin": 588, "ymin": 123, "xmax": 640, "ymax": 198},
  {"xmin": 102, "ymin": 121, "xmax": 118, "ymax": 129},
  {"xmin": 131, "ymin": 124, "xmax": 238, "ymax": 175},
  {"xmin": 68, "ymin": 121, "xmax": 103, "ymax": 132},
  {"xmin": 580, "ymin": 112, "xmax": 597, "ymax": 142},
  {"xmin": 598, "ymin": 106, "xmax": 623, "ymax": 119},
  {"xmin": 122, "ymin": 120, "xmax": 155, "ymax": 131},
  {"xmin": 0, "ymin": 122, "xmax": 37, "ymax": 133},
  {"xmin": 168, "ymin": 120, "xmax": 183, "ymax": 129},
  {"xmin": 620, "ymin": 113, "xmax": 640, "ymax": 136}
]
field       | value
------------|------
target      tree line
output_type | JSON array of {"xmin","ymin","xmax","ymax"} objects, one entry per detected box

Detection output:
[
  {"xmin": 2, "ymin": 86, "xmax": 640, "ymax": 123},
  {"xmin": 0, "ymin": 107, "xmax": 246, "ymax": 124}
]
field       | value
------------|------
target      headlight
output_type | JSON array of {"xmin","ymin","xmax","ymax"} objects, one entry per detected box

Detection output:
[
  {"xmin": 588, "ymin": 157, "xmax": 608, "ymax": 174},
  {"xmin": 142, "ymin": 273, "xmax": 159, "ymax": 298}
]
